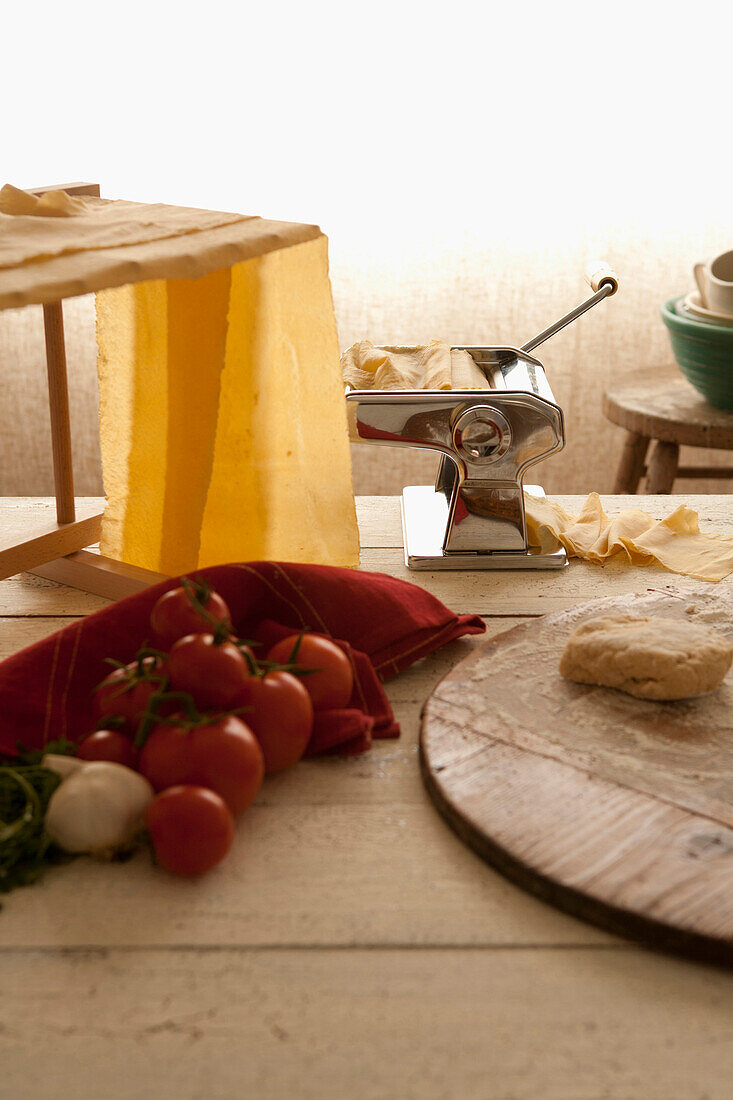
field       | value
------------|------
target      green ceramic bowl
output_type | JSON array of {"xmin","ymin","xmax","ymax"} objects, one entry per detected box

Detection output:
[{"xmin": 662, "ymin": 298, "xmax": 733, "ymax": 409}]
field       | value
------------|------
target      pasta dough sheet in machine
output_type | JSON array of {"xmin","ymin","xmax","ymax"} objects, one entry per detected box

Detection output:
[{"xmin": 345, "ymin": 263, "xmax": 618, "ymax": 570}]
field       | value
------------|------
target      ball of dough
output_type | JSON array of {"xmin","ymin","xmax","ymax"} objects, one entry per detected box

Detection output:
[{"xmin": 559, "ymin": 614, "xmax": 733, "ymax": 700}]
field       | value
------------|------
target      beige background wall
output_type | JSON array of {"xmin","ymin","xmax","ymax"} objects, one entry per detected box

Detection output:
[
  {"xmin": 1, "ymin": 225, "xmax": 731, "ymax": 500},
  {"xmin": 0, "ymin": 295, "xmax": 101, "ymax": 496}
]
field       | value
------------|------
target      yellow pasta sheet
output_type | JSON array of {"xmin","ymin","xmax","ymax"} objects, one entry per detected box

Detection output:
[
  {"xmin": 0, "ymin": 185, "xmax": 320, "ymax": 311},
  {"xmin": 97, "ymin": 235, "xmax": 359, "ymax": 575},
  {"xmin": 0, "ymin": 184, "xmax": 248, "ymax": 270},
  {"xmin": 525, "ymin": 492, "xmax": 733, "ymax": 582},
  {"xmin": 341, "ymin": 340, "xmax": 486, "ymax": 390}
]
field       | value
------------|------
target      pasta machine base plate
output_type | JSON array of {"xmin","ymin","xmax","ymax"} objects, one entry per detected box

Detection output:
[{"xmin": 401, "ymin": 484, "xmax": 568, "ymax": 571}]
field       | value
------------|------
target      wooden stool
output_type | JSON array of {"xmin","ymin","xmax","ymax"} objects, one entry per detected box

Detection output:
[{"xmin": 603, "ymin": 373, "xmax": 733, "ymax": 493}]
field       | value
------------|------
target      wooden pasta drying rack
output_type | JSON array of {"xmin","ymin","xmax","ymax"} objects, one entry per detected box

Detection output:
[
  {"xmin": 0, "ymin": 181, "xmax": 324, "ymax": 600},
  {"xmin": 0, "ymin": 182, "xmax": 170, "ymax": 600}
]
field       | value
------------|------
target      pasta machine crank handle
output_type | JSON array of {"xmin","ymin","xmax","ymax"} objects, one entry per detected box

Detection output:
[{"xmin": 521, "ymin": 261, "xmax": 619, "ymax": 355}]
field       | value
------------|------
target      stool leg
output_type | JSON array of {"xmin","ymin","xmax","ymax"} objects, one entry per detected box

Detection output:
[
  {"xmin": 613, "ymin": 432, "xmax": 649, "ymax": 494},
  {"xmin": 645, "ymin": 440, "xmax": 679, "ymax": 494}
]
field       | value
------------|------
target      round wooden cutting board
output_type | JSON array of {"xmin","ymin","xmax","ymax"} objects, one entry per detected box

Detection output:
[{"xmin": 420, "ymin": 586, "xmax": 733, "ymax": 964}]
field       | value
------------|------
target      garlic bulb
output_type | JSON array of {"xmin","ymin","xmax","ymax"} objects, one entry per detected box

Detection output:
[
  {"xmin": 45, "ymin": 761, "xmax": 154, "ymax": 856},
  {"xmin": 42, "ymin": 753, "xmax": 85, "ymax": 780}
]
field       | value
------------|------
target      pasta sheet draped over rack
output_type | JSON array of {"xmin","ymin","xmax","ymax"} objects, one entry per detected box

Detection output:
[{"xmin": 0, "ymin": 185, "xmax": 360, "ymax": 573}]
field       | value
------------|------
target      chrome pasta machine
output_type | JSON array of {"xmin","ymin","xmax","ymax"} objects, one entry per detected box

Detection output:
[{"xmin": 346, "ymin": 263, "xmax": 618, "ymax": 570}]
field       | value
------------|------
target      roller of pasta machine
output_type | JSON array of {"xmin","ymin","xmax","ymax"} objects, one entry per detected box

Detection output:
[{"xmin": 346, "ymin": 262, "xmax": 618, "ymax": 570}]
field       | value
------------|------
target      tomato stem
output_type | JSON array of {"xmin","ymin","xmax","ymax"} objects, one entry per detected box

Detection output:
[
  {"xmin": 181, "ymin": 576, "xmax": 234, "ymax": 641},
  {"xmin": 100, "ymin": 657, "xmax": 127, "ymax": 674},
  {"xmin": 135, "ymin": 645, "xmax": 167, "ymax": 673},
  {"xmin": 239, "ymin": 647, "xmax": 260, "ymax": 677},
  {"xmin": 135, "ymin": 690, "xmax": 254, "ymax": 747},
  {"xmin": 94, "ymin": 714, "xmax": 127, "ymax": 733},
  {"xmin": 95, "ymin": 650, "xmax": 168, "ymax": 700},
  {"xmin": 134, "ymin": 688, "xmax": 193, "ymax": 748},
  {"xmin": 154, "ymin": 691, "xmax": 200, "ymax": 725},
  {"xmin": 256, "ymin": 659, "xmax": 318, "ymax": 678}
]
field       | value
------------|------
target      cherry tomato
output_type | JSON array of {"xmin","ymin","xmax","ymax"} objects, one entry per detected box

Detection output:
[
  {"xmin": 146, "ymin": 786, "xmax": 234, "ymax": 876},
  {"xmin": 94, "ymin": 657, "xmax": 168, "ymax": 731},
  {"xmin": 139, "ymin": 715, "xmax": 264, "ymax": 816},
  {"xmin": 234, "ymin": 671, "xmax": 313, "ymax": 774},
  {"xmin": 77, "ymin": 729, "xmax": 138, "ymax": 769},
  {"xmin": 186, "ymin": 716, "xmax": 264, "ymax": 816},
  {"xmin": 151, "ymin": 583, "xmax": 232, "ymax": 649},
  {"xmin": 138, "ymin": 721, "xmax": 191, "ymax": 792},
  {"xmin": 267, "ymin": 634, "xmax": 354, "ymax": 710},
  {"xmin": 168, "ymin": 634, "xmax": 254, "ymax": 710}
]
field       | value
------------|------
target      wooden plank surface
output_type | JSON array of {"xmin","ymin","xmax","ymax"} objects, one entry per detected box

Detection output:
[
  {"xmin": 1, "ymin": 496, "xmax": 733, "ymax": 1098},
  {"xmin": 3, "ymin": 494, "xmax": 732, "ymax": 618},
  {"xmin": 0, "ymin": 573, "xmax": 109, "ymax": 617},
  {"xmin": 3, "ymin": 947, "xmax": 733, "ymax": 1100},
  {"xmin": 2, "ymin": 622, "xmax": 617, "ymax": 949},
  {"xmin": 355, "ymin": 494, "xmax": 733, "ymax": 614}
]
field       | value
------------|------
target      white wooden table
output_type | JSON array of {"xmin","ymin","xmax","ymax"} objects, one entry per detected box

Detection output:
[{"xmin": 3, "ymin": 496, "xmax": 733, "ymax": 1099}]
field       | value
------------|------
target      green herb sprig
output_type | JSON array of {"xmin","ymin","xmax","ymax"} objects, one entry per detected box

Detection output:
[{"xmin": 0, "ymin": 762, "xmax": 73, "ymax": 898}]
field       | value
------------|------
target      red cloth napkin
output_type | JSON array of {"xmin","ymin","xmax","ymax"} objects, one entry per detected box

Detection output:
[{"xmin": 0, "ymin": 561, "xmax": 485, "ymax": 758}]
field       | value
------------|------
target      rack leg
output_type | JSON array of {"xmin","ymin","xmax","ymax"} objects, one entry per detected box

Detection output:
[{"xmin": 42, "ymin": 301, "xmax": 76, "ymax": 524}]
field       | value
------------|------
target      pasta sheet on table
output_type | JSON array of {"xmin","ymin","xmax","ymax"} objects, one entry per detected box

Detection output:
[{"xmin": 525, "ymin": 492, "xmax": 733, "ymax": 582}]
